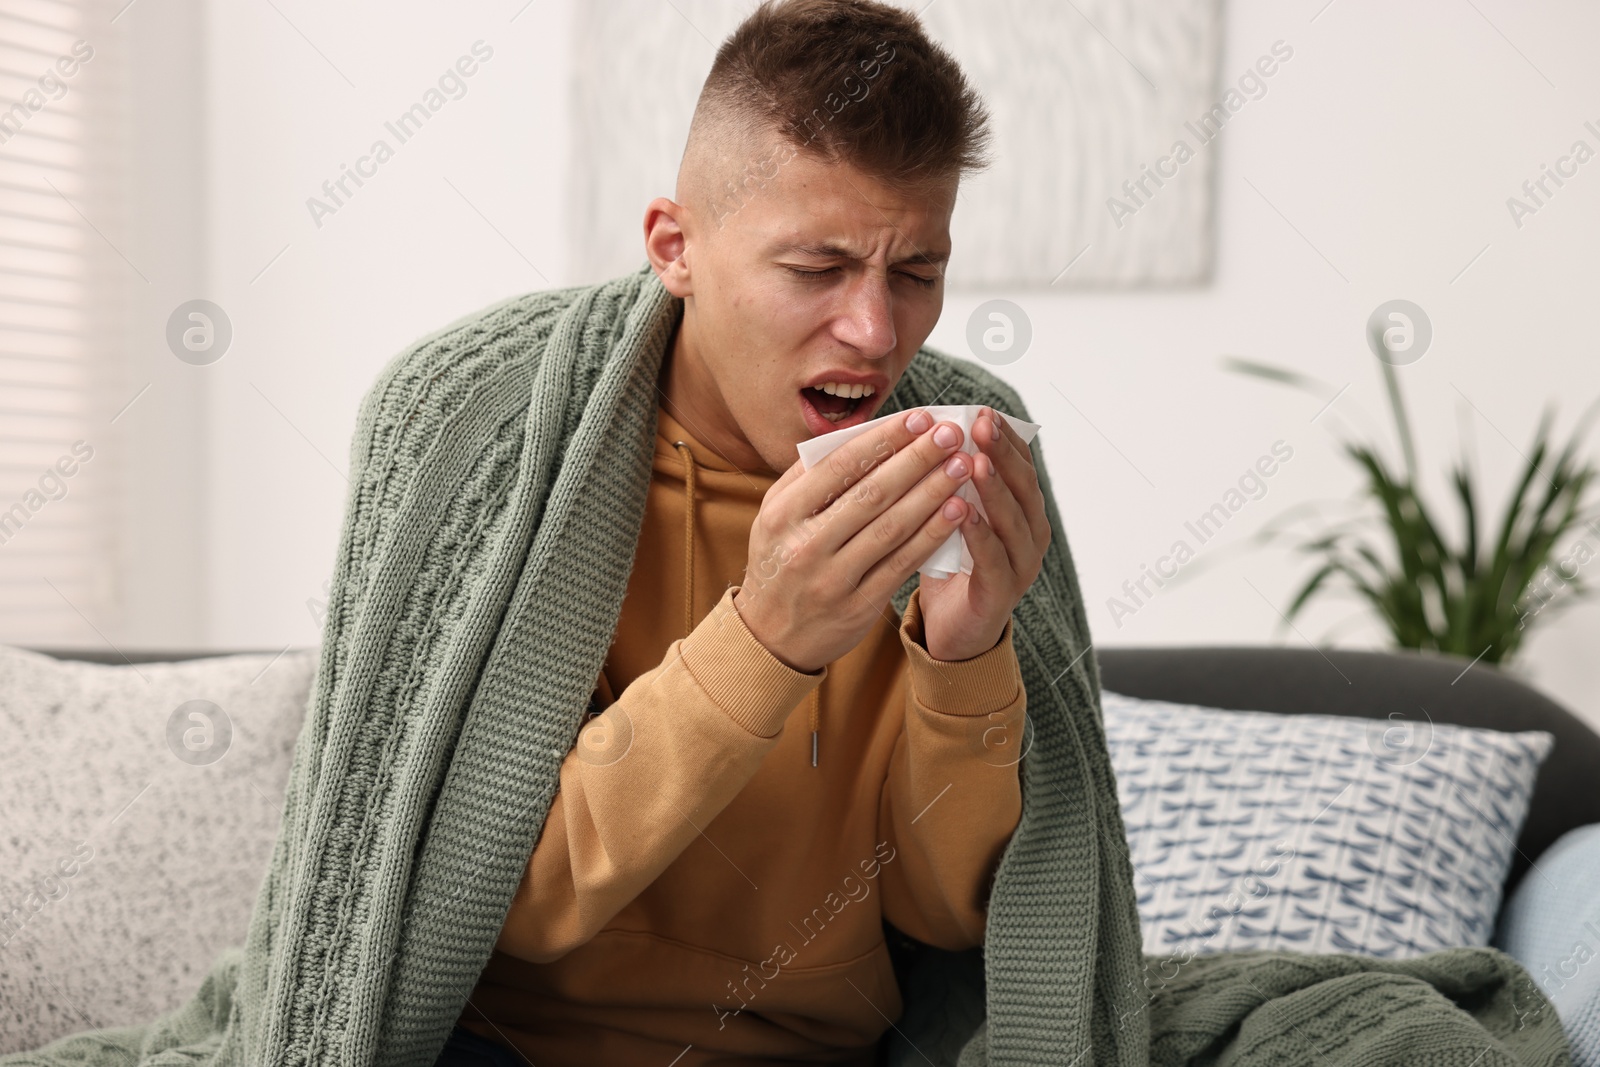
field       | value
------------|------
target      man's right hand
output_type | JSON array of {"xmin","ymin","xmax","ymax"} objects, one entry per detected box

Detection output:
[{"xmin": 732, "ymin": 408, "xmax": 974, "ymax": 674}]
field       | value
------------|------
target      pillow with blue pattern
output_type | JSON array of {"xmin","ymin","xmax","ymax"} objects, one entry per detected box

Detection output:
[{"xmin": 1101, "ymin": 690, "xmax": 1552, "ymax": 960}]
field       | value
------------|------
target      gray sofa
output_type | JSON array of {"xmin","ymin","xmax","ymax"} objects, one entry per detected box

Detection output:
[{"xmin": 4, "ymin": 641, "xmax": 1598, "ymax": 1057}]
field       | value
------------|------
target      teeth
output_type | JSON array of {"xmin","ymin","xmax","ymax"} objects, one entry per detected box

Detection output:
[
  {"xmin": 821, "ymin": 409, "xmax": 848, "ymax": 423},
  {"xmin": 818, "ymin": 381, "xmax": 875, "ymax": 398}
]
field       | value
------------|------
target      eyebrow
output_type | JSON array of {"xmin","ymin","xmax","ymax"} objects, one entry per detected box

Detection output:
[{"xmin": 773, "ymin": 242, "xmax": 950, "ymax": 267}]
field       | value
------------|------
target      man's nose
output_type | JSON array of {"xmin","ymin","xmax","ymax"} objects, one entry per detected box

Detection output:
[{"xmin": 834, "ymin": 272, "xmax": 897, "ymax": 359}]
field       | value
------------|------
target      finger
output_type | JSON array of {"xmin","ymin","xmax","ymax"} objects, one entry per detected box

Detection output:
[
  {"xmin": 961, "ymin": 500, "xmax": 1015, "ymax": 587},
  {"xmin": 972, "ymin": 406, "xmax": 1036, "ymax": 470},
  {"xmin": 970, "ymin": 452, "xmax": 1033, "ymax": 572},
  {"xmin": 974, "ymin": 410, "xmax": 1034, "ymax": 490},
  {"xmin": 975, "ymin": 409, "xmax": 1050, "ymax": 546},
  {"xmin": 839, "ymin": 448, "xmax": 975, "ymax": 578},
  {"xmin": 988, "ymin": 407, "xmax": 1036, "ymax": 469},
  {"xmin": 856, "ymin": 491, "xmax": 969, "ymax": 602},
  {"xmin": 800, "ymin": 417, "xmax": 970, "ymax": 557},
  {"xmin": 782, "ymin": 408, "xmax": 934, "ymax": 521}
]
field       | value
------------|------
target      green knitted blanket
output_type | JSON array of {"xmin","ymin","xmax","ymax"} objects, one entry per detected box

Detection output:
[{"xmin": 4, "ymin": 263, "xmax": 1570, "ymax": 1067}]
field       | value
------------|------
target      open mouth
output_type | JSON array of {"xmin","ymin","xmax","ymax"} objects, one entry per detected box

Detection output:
[{"xmin": 799, "ymin": 381, "xmax": 878, "ymax": 434}]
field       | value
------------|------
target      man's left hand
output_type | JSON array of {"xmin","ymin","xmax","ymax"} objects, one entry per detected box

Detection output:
[{"xmin": 917, "ymin": 407, "xmax": 1052, "ymax": 662}]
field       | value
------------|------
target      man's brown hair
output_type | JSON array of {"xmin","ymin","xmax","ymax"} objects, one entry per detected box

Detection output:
[{"xmin": 684, "ymin": 0, "xmax": 993, "ymax": 221}]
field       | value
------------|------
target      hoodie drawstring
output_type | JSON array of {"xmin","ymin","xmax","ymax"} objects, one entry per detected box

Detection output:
[
  {"xmin": 808, "ymin": 689, "xmax": 818, "ymax": 767},
  {"xmin": 674, "ymin": 438, "xmax": 818, "ymax": 767},
  {"xmin": 673, "ymin": 440, "xmax": 697, "ymax": 640}
]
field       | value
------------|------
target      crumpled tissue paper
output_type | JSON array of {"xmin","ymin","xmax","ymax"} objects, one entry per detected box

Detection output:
[{"xmin": 795, "ymin": 404, "xmax": 1042, "ymax": 580}]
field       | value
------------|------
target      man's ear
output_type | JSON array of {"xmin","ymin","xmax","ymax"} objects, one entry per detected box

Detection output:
[{"xmin": 643, "ymin": 196, "xmax": 692, "ymax": 297}]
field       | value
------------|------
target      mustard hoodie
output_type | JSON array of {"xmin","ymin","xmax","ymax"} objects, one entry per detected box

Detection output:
[{"xmin": 455, "ymin": 405, "xmax": 1026, "ymax": 1065}]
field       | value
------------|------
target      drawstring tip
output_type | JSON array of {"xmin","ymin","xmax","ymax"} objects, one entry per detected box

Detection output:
[{"xmin": 810, "ymin": 730, "xmax": 818, "ymax": 768}]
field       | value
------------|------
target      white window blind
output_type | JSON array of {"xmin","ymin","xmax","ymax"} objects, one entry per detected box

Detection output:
[{"xmin": 0, "ymin": 0, "xmax": 126, "ymax": 643}]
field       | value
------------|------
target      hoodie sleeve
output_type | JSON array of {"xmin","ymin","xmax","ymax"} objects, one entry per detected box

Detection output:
[
  {"xmin": 492, "ymin": 585, "xmax": 823, "ymax": 964},
  {"xmin": 876, "ymin": 586, "xmax": 1026, "ymax": 951}
]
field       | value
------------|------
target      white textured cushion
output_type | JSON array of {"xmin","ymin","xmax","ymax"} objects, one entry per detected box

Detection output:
[
  {"xmin": 0, "ymin": 645, "xmax": 317, "ymax": 1054},
  {"xmin": 1103, "ymin": 690, "xmax": 1552, "ymax": 960}
]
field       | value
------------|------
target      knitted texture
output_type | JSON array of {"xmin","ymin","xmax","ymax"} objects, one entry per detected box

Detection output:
[
  {"xmin": 1146, "ymin": 948, "xmax": 1570, "ymax": 1067},
  {"xmin": 0, "ymin": 263, "xmax": 1571, "ymax": 1067}
]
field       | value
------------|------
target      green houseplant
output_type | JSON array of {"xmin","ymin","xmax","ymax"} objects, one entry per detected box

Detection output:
[{"xmin": 1224, "ymin": 338, "xmax": 1600, "ymax": 665}]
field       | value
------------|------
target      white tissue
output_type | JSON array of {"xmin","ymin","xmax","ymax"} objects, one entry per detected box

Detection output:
[{"xmin": 794, "ymin": 404, "xmax": 1042, "ymax": 580}]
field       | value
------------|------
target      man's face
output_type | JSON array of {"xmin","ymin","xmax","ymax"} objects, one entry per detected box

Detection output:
[{"xmin": 649, "ymin": 149, "xmax": 956, "ymax": 474}]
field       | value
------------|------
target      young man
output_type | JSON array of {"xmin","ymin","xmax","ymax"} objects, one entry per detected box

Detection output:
[{"xmin": 445, "ymin": 1, "xmax": 1055, "ymax": 1063}]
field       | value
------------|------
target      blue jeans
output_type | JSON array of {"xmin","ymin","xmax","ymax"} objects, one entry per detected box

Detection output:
[{"xmin": 433, "ymin": 1024, "xmax": 531, "ymax": 1067}]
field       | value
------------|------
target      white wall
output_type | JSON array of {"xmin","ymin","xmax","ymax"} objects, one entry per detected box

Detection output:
[
  {"xmin": 198, "ymin": 0, "xmax": 572, "ymax": 653},
  {"xmin": 177, "ymin": 0, "xmax": 1600, "ymax": 728}
]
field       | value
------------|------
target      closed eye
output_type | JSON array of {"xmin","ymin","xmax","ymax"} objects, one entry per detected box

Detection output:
[{"xmin": 784, "ymin": 266, "xmax": 938, "ymax": 288}]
